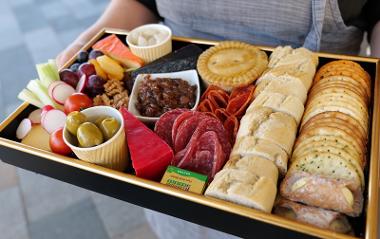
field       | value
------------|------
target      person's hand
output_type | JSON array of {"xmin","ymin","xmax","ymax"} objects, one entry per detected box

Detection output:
[{"xmin": 56, "ymin": 42, "xmax": 85, "ymax": 69}]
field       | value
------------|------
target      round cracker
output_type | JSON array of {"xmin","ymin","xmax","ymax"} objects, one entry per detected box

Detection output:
[
  {"xmin": 310, "ymin": 80, "xmax": 368, "ymax": 101},
  {"xmin": 293, "ymin": 134, "xmax": 364, "ymax": 165},
  {"xmin": 296, "ymin": 126, "xmax": 364, "ymax": 159},
  {"xmin": 300, "ymin": 111, "xmax": 367, "ymax": 142},
  {"xmin": 292, "ymin": 137, "xmax": 365, "ymax": 168},
  {"xmin": 316, "ymin": 60, "xmax": 370, "ymax": 86},
  {"xmin": 289, "ymin": 152, "xmax": 363, "ymax": 189},
  {"xmin": 312, "ymin": 76, "xmax": 369, "ymax": 100},
  {"xmin": 306, "ymin": 92, "xmax": 368, "ymax": 117},
  {"xmin": 303, "ymin": 96, "xmax": 368, "ymax": 131},
  {"xmin": 308, "ymin": 83, "xmax": 368, "ymax": 106},
  {"xmin": 300, "ymin": 119, "xmax": 366, "ymax": 154},
  {"xmin": 292, "ymin": 145, "xmax": 364, "ymax": 179}
]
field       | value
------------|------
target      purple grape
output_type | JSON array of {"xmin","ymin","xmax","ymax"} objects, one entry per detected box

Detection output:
[
  {"xmin": 59, "ymin": 69, "xmax": 79, "ymax": 88},
  {"xmin": 78, "ymin": 63, "xmax": 96, "ymax": 77},
  {"xmin": 70, "ymin": 63, "xmax": 81, "ymax": 72},
  {"xmin": 87, "ymin": 75, "xmax": 105, "ymax": 97},
  {"xmin": 77, "ymin": 51, "xmax": 89, "ymax": 63},
  {"xmin": 89, "ymin": 50, "xmax": 104, "ymax": 59}
]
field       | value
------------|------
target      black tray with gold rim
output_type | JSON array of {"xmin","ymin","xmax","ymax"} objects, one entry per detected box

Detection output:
[{"xmin": 0, "ymin": 28, "xmax": 379, "ymax": 239}]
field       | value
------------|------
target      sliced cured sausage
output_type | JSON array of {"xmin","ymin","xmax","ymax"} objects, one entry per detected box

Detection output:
[
  {"xmin": 155, "ymin": 108, "xmax": 189, "ymax": 147},
  {"xmin": 177, "ymin": 131, "xmax": 225, "ymax": 180}
]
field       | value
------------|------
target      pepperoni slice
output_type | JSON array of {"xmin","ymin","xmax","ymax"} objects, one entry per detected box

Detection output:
[
  {"xmin": 224, "ymin": 115, "xmax": 239, "ymax": 144},
  {"xmin": 208, "ymin": 90, "xmax": 229, "ymax": 108},
  {"xmin": 197, "ymin": 99, "xmax": 218, "ymax": 113},
  {"xmin": 200, "ymin": 85, "xmax": 226, "ymax": 101},
  {"xmin": 214, "ymin": 108, "xmax": 231, "ymax": 123},
  {"xmin": 226, "ymin": 85, "xmax": 255, "ymax": 118}
]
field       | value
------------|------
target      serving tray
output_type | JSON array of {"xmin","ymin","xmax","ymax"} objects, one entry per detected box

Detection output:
[{"xmin": 0, "ymin": 28, "xmax": 379, "ymax": 239}]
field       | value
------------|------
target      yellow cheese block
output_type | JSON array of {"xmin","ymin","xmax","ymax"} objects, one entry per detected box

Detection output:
[{"xmin": 21, "ymin": 125, "xmax": 51, "ymax": 152}]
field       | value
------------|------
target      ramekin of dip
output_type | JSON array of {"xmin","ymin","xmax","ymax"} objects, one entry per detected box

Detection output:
[{"xmin": 126, "ymin": 24, "xmax": 172, "ymax": 63}]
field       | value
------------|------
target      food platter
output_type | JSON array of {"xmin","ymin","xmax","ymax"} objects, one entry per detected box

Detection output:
[{"xmin": 0, "ymin": 28, "xmax": 379, "ymax": 239}]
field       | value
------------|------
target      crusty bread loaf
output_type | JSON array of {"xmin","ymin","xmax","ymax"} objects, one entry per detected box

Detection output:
[
  {"xmin": 247, "ymin": 92, "xmax": 304, "ymax": 124},
  {"xmin": 274, "ymin": 198, "xmax": 353, "ymax": 234},
  {"xmin": 205, "ymin": 166, "xmax": 277, "ymax": 213},
  {"xmin": 230, "ymin": 137, "xmax": 288, "ymax": 175},
  {"xmin": 254, "ymin": 74, "xmax": 308, "ymax": 103},
  {"xmin": 225, "ymin": 155, "xmax": 279, "ymax": 184}
]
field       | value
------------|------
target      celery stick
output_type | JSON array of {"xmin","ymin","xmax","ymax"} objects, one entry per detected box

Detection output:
[
  {"xmin": 18, "ymin": 89, "xmax": 44, "ymax": 108},
  {"xmin": 48, "ymin": 59, "xmax": 59, "ymax": 79},
  {"xmin": 26, "ymin": 79, "xmax": 59, "ymax": 108},
  {"xmin": 36, "ymin": 62, "xmax": 59, "ymax": 88}
]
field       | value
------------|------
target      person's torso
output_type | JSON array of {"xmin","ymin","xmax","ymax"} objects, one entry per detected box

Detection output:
[{"xmin": 156, "ymin": 0, "xmax": 363, "ymax": 55}]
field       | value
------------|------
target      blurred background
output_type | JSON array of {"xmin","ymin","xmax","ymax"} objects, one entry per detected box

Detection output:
[
  {"xmin": 0, "ymin": 0, "xmax": 372, "ymax": 239},
  {"xmin": 0, "ymin": 0, "xmax": 156, "ymax": 238}
]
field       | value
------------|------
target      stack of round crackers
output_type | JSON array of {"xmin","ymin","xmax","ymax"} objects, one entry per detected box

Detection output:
[{"xmin": 281, "ymin": 60, "xmax": 370, "ymax": 217}]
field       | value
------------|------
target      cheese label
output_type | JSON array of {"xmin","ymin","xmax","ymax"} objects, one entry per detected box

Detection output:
[{"xmin": 161, "ymin": 166, "xmax": 208, "ymax": 194}]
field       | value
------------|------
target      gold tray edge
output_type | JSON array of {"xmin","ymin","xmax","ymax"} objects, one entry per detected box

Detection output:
[
  {"xmin": 365, "ymin": 59, "xmax": 380, "ymax": 239},
  {"xmin": 0, "ymin": 137, "xmax": 357, "ymax": 239},
  {"xmin": 0, "ymin": 27, "xmax": 377, "ymax": 239}
]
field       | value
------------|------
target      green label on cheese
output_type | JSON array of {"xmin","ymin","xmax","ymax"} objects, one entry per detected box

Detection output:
[
  {"xmin": 161, "ymin": 166, "xmax": 208, "ymax": 194},
  {"xmin": 166, "ymin": 166, "xmax": 208, "ymax": 181}
]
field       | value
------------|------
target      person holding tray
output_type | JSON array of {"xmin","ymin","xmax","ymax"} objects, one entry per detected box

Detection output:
[{"xmin": 56, "ymin": 0, "xmax": 380, "ymax": 238}]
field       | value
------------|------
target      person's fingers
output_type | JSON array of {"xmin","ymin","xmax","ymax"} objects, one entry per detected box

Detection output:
[{"xmin": 56, "ymin": 43, "xmax": 83, "ymax": 69}]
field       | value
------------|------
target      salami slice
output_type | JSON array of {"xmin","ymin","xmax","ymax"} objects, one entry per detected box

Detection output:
[
  {"xmin": 173, "ymin": 112, "xmax": 208, "ymax": 152},
  {"xmin": 176, "ymin": 115, "xmax": 231, "ymax": 162},
  {"xmin": 224, "ymin": 115, "xmax": 239, "ymax": 144},
  {"xmin": 177, "ymin": 131, "xmax": 225, "ymax": 180},
  {"xmin": 155, "ymin": 108, "xmax": 189, "ymax": 147}
]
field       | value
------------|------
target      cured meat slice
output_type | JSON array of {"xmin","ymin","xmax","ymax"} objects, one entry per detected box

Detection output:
[
  {"xmin": 197, "ymin": 99, "xmax": 218, "ymax": 113},
  {"xmin": 229, "ymin": 84, "xmax": 255, "ymax": 100},
  {"xmin": 173, "ymin": 112, "xmax": 209, "ymax": 152},
  {"xmin": 224, "ymin": 116, "xmax": 239, "ymax": 144},
  {"xmin": 200, "ymin": 85, "xmax": 226, "ymax": 101},
  {"xmin": 177, "ymin": 131, "xmax": 225, "ymax": 179},
  {"xmin": 155, "ymin": 108, "xmax": 189, "ymax": 147},
  {"xmin": 226, "ymin": 85, "xmax": 255, "ymax": 118},
  {"xmin": 208, "ymin": 90, "xmax": 229, "ymax": 109},
  {"xmin": 214, "ymin": 108, "xmax": 231, "ymax": 123},
  {"xmin": 176, "ymin": 116, "xmax": 231, "ymax": 165},
  {"xmin": 171, "ymin": 111, "xmax": 200, "ymax": 145}
]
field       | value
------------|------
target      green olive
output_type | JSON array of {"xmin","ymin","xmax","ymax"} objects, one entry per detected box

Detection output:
[
  {"xmin": 94, "ymin": 116, "xmax": 107, "ymax": 128},
  {"xmin": 66, "ymin": 111, "xmax": 87, "ymax": 136},
  {"xmin": 99, "ymin": 117, "xmax": 120, "ymax": 140},
  {"xmin": 77, "ymin": 122, "xmax": 104, "ymax": 147}
]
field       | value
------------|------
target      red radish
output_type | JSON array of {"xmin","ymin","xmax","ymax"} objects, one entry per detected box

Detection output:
[
  {"xmin": 16, "ymin": 118, "xmax": 32, "ymax": 140},
  {"xmin": 76, "ymin": 75, "xmax": 88, "ymax": 93},
  {"xmin": 42, "ymin": 105, "xmax": 54, "ymax": 114},
  {"xmin": 41, "ymin": 105, "xmax": 54, "ymax": 123},
  {"xmin": 41, "ymin": 110, "xmax": 67, "ymax": 134},
  {"xmin": 28, "ymin": 109, "xmax": 42, "ymax": 124},
  {"xmin": 52, "ymin": 83, "xmax": 76, "ymax": 105},
  {"xmin": 48, "ymin": 81, "xmax": 66, "ymax": 98}
]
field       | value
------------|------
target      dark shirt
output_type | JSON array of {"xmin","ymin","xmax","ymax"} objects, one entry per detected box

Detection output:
[{"xmin": 139, "ymin": 0, "xmax": 380, "ymax": 35}]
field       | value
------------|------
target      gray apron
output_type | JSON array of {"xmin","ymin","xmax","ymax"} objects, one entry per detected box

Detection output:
[
  {"xmin": 145, "ymin": 1, "xmax": 363, "ymax": 238},
  {"xmin": 156, "ymin": 0, "xmax": 363, "ymax": 55}
]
